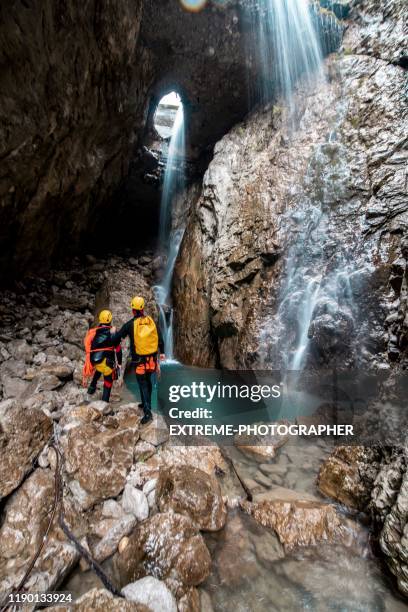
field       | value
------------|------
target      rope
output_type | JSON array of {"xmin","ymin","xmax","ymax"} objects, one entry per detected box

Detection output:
[
  {"xmin": 0, "ymin": 441, "xmax": 122, "ymax": 612},
  {"xmin": 0, "ymin": 443, "xmax": 60, "ymax": 612},
  {"xmin": 52, "ymin": 443, "xmax": 122, "ymax": 597}
]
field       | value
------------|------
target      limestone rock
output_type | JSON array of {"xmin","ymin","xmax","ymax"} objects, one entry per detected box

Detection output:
[
  {"xmin": 211, "ymin": 511, "xmax": 284, "ymax": 589},
  {"xmin": 317, "ymin": 446, "xmax": 381, "ymax": 511},
  {"xmin": 122, "ymin": 484, "xmax": 149, "ymax": 521},
  {"xmin": 241, "ymin": 495, "xmax": 347, "ymax": 549},
  {"xmin": 37, "ymin": 363, "xmax": 74, "ymax": 381},
  {"xmin": 60, "ymin": 408, "xmax": 140, "ymax": 509},
  {"xmin": 173, "ymin": 0, "xmax": 407, "ymax": 371},
  {"xmin": 134, "ymin": 439, "xmax": 156, "ymax": 461},
  {"xmin": 371, "ymin": 447, "xmax": 408, "ymax": 598},
  {"xmin": 113, "ymin": 512, "xmax": 211, "ymax": 589},
  {"xmin": 92, "ymin": 514, "xmax": 138, "ymax": 563},
  {"xmin": 102, "ymin": 499, "xmax": 125, "ymax": 518},
  {"xmin": 234, "ymin": 421, "xmax": 290, "ymax": 461},
  {"xmin": 7, "ymin": 339, "xmax": 34, "ymax": 363},
  {"xmin": 0, "ymin": 401, "xmax": 52, "ymax": 499},
  {"xmin": 139, "ymin": 413, "xmax": 169, "ymax": 446},
  {"xmin": 156, "ymin": 465, "xmax": 226, "ymax": 531},
  {"xmin": 122, "ymin": 576, "xmax": 177, "ymax": 612},
  {"xmin": 2, "ymin": 376, "xmax": 30, "ymax": 399},
  {"xmin": 0, "ymin": 469, "xmax": 78, "ymax": 595}
]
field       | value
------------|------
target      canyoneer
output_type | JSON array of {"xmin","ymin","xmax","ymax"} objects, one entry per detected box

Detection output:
[
  {"xmin": 115, "ymin": 296, "xmax": 164, "ymax": 424},
  {"xmin": 83, "ymin": 309, "xmax": 122, "ymax": 403}
]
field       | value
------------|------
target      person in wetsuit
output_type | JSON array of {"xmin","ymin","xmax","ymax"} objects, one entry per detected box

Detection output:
[
  {"xmin": 115, "ymin": 297, "xmax": 164, "ymax": 424},
  {"xmin": 87, "ymin": 309, "xmax": 122, "ymax": 403}
]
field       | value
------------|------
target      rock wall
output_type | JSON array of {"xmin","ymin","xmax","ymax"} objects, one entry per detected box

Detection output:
[
  {"xmin": 0, "ymin": 0, "xmax": 341, "ymax": 282},
  {"xmin": 0, "ymin": 0, "xmax": 153, "ymax": 279},
  {"xmin": 173, "ymin": 0, "xmax": 407, "ymax": 369}
]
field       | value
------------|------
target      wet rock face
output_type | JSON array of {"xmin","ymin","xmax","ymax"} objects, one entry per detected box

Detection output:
[
  {"xmin": 371, "ymin": 447, "xmax": 408, "ymax": 598},
  {"xmin": 319, "ymin": 443, "xmax": 408, "ymax": 599},
  {"xmin": 173, "ymin": 0, "xmax": 407, "ymax": 369},
  {"xmin": 0, "ymin": 401, "xmax": 52, "ymax": 499}
]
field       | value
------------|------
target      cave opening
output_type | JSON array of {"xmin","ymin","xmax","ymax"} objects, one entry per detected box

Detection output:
[{"xmin": 153, "ymin": 91, "xmax": 183, "ymax": 140}]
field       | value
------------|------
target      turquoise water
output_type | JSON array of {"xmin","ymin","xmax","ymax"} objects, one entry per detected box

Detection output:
[{"xmin": 125, "ymin": 361, "xmax": 349, "ymax": 443}]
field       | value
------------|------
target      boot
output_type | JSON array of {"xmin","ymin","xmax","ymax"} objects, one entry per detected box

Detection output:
[
  {"xmin": 102, "ymin": 385, "xmax": 112, "ymax": 403},
  {"xmin": 140, "ymin": 410, "xmax": 152, "ymax": 425}
]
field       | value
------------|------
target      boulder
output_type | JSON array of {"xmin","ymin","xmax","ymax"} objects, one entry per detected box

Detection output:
[
  {"xmin": 139, "ymin": 413, "xmax": 169, "ymax": 446},
  {"xmin": 92, "ymin": 514, "xmax": 138, "ymax": 563},
  {"xmin": 317, "ymin": 446, "xmax": 380, "ymax": 511},
  {"xmin": 38, "ymin": 363, "xmax": 74, "ymax": 380},
  {"xmin": 60, "ymin": 407, "xmax": 140, "ymax": 509},
  {"xmin": 156, "ymin": 441, "xmax": 228, "ymax": 476},
  {"xmin": 2, "ymin": 376, "xmax": 30, "ymax": 399},
  {"xmin": 61, "ymin": 318, "xmax": 90, "ymax": 348},
  {"xmin": 0, "ymin": 469, "xmax": 78, "ymax": 595},
  {"xmin": 240, "ymin": 495, "xmax": 347, "ymax": 549},
  {"xmin": 31, "ymin": 373, "xmax": 63, "ymax": 393},
  {"xmin": 122, "ymin": 577, "xmax": 177, "ymax": 612},
  {"xmin": 210, "ymin": 510, "xmax": 285, "ymax": 593},
  {"xmin": 156, "ymin": 465, "xmax": 226, "ymax": 531},
  {"xmin": 0, "ymin": 357, "xmax": 27, "ymax": 378},
  {"xmin": 22, "ymin": 390, "xmax": 64, "ymax": 413},
  {"xmin": 114, "ymin": 512, "xmax": 211, "ymax": 589},
  {"xmin": 0, "ymin": 401, "xmax": 52, "ymax": 499},
  {"xmin": 7, "ymin": 338, "xmax": 34, "ymax": 363},
  {"xmin": 102, "ymin": 499, "xmax": 124, "ymax": 518},
  {"xmin": 234, "ymin": 421, "xmax": 289, "ymax": 461},
  {"xmin": 122, "ymin": 484, "xmax": 149, "ymax": 521}
]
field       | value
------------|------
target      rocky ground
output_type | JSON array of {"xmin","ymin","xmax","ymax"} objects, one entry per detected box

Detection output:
[{"xmin": 0, "ymin": 259, "xmax": 406, "ymax": 611}]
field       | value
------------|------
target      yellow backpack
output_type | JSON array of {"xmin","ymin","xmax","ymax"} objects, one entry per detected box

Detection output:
[{"xmin": 134, "ymin": 316, "xmax": 159, "ymax": 356}]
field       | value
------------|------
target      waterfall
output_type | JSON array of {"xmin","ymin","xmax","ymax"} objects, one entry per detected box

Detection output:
[
  {"xmin": 158, "ymin": 105, "xmax": 185, "ymax": 249},
  {"xmin": 259, "ymin": 132, "xmax": 358, "ymax": 372},
  {"xmin": 154, "ymin": 103, "xmax": 185, "ymax": 360},
  {"xmin": 250, "ymin": 0, "xmax": 323, "ymax": 104},
  {"xmin": 249, "ymin": 0, "xmax": 352, "ymax": 373}
]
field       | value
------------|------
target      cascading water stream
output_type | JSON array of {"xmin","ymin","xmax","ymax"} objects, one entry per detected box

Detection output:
[
  {"xmin": 158, "ymin": 105, "xmax": 185, "ymax": 249},
  {"xmin": 153, "ymin": 103, "xmax": 185, "ymax": 360},
  {"xmin": 249, "ymin": 0, "xmax": 324, "ymax": 105}
]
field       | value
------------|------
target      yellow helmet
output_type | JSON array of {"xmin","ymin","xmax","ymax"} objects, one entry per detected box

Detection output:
[
  {"xmin": 131, "ymin": 296, "xmax": 145, "ymax": 311},
  {"xmin": 99, "ymin": 309, "xmax": 113, "ymax": 324}
]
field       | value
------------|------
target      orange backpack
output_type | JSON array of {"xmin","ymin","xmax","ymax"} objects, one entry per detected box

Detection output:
[{"xmin": 82, "ymin": 328, "xmax": 98, "ymax": 387}]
